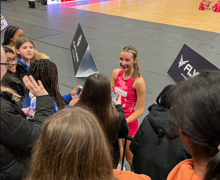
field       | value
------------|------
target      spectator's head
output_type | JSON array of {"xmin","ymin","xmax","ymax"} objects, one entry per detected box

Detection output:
[
  {"xmin": 27, "ymin": 108, "xmax": 114, "ymax": 180},
  {"xmin": 1, "ymin": 45, "xmax": 21, "ymax": 101},
  {"xmin": 15, "ymin": 37, "xmax": 35, "ymax": 61},
  {"xmin": 76, "ymin": 73, "xmax": 118, "ymax": 144},
  {"xmin": 1, "ymin": 45, "xmax": 7, "ymax": 80},
  {"xmin": 120, "ymin": 46, "xmax": 140, "ymax": 79},
  {"xmin": 3, "ymin": 46, "xmax": 18, "ymax": 73},
  {"xmin": 28, "ymin": 59, "xmax": 66, "ymax": 110},
  {"xmin": 79, "ymin": 73, "xmax": 112, "ymax": 108},
  {"xmin": 2, "ymin": 26, "xmax": 24, "ymax": 47},
  {"xmin": 170, "ymin": 71, "xmax": 220, "ymax": 180},
  {"xmin": 156, "ymin": 84, "xmax": 176, "ymax": 109}
]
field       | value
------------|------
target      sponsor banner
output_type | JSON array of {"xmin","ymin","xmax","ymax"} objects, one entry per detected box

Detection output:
[
  {"xmin": 47, "ymin": 0, "xmax": 77, "ymax": 4},
  {"xmin": 168, "ymin": 44, "xmax": 219, "ymax": 82},
  {"xmin": 47, "ymin": 0, "xmax": 61, "ymax": 4},
  {"xmin": 70, "ymin": 23, "xmax": 98, "ymax": 77},
  {"xmin": 1, "ymin": 9, "xmax": 10, "ymax": 34}
]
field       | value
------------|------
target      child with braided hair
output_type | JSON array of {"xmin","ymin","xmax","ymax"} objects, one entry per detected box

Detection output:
[
  {"xmin": 2, "ymin": 26, "xmax": 24, "ymax": 50},
  {"xmin": 3, "ymin": 26, "xmax": 49, "ymax": 66},
  {"xmin": 22, "ymin": 59, "xmax": 79, "ymax": 117}
]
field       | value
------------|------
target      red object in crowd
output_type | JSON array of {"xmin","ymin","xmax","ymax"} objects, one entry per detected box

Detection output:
[
  {"xmin": 214, "ymin": 3, "xmax": 220, "ymax": 12},
  {"xmin": 199, "ymin": 2, "xmax": 205, "ymax": 10}
]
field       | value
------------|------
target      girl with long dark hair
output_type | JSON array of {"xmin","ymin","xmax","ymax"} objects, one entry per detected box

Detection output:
[
  {"xmin": 167, "ymin": 71, "xmax": 220, "ymax": 180},
  {"xmin": 75, "ymin": 73, "xmax": 128, "ymax": 167}
]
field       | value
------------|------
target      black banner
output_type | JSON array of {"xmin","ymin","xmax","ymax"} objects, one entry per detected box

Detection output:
[
  {"xmin": 168, "ymin": 44, "xmax": 219, "ymax": 82},
  {"xmin": 70, "ymin": 23, "xmax": 88, "ymax": 75}
]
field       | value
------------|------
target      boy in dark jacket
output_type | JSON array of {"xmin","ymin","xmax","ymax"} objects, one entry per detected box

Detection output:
[{"xmin": 130, "ymin": 85, "xmax": 191, "ymax": 180}]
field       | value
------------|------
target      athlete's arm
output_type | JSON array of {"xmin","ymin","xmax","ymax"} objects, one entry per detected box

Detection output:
[
  {"xmin": 111, "ymin": 69, "xmax": 121, "ymax": 91},
  {"xmin": 126, "ymin": 76, "xmax": 146, "ymax": 124}
]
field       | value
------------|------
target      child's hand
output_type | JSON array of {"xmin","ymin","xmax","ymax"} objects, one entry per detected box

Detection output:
[
  {"xmin": 22, "ymin": 108, "xmax": 29, "ymax": 115},
  {"xmin": 23, "ymin": 75, "xmax": 48, "ymax": 97},
  {"xmin": 70, "ymin": 85, "xmax": 80, "ymax": 98},
  {"xmin": 69, "ymin": 97, "xmax": 79, "ymax": 107}
]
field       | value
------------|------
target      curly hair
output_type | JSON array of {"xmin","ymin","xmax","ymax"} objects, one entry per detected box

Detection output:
[
  {"xmin": 28, "ymin": 59, "xmax": 66, "ymax": 110},
  {"xmin": 2, "ymin": 26, "xmax": 22, "ymax": 46}
]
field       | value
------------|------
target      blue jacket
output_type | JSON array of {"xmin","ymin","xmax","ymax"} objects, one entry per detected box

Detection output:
[
  {"xmin": 18, "ymin": 58, "xmax": 29, "ymax": 71},
  {"xmin": 23, "ymin": 93, "xmax": 73, "ymax": 114}
]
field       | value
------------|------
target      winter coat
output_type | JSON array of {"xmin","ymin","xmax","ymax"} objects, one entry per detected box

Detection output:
[
  {"xmin": 2, "ymin": 71, "xmax": 26, "ymax": 105},
  {"xmin": 130, "ymin": 104, "xmax": 191, "ymax": 180},
  {"xmin": 0, "ymin": 92, "xmax": 53, "ymax": 180},
  {"xmin": 16, "ymin": 60, "xmax": 28, "ymax": 79}
]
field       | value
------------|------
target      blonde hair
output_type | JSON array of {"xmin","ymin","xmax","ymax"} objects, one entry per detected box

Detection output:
[
  {"xmin": 1, "ymin": 86, "xmax": 21, "ymax": 102},
  {"xmin": 121, "ymin": 46, "xmax": 141, "ymax": 80},
  {"xmin": 27, "ymin": 108, "xmax": 116, "ymax": 180},
  {"xmin": 32, "ymin": 50, "xmax": 49, "ymax": 61}
]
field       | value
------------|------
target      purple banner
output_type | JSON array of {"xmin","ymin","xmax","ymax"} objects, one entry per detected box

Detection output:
[
  {"xmin": 168, "ymin": 44, "xmax": 219, "ymax": 83},
  {"xmin": 1, "ymin": 9, "xmax": 10, "ymax": 34}
]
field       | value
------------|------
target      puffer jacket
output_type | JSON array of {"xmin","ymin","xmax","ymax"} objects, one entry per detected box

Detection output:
[
  {"xmin": 2, "ymin": 71, "xmax": 26, "ymax": 105},
  {"xmin": 0, "ymin": 92, "xmax": 53, "ymax": 180},
  {"xmin": 130, "ymin": 104, "xmax": 191, "ymax": 180}
]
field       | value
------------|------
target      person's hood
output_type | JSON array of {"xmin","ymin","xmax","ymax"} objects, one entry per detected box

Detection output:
[
  {"xmin": 167, "ymin": 159, "xmax": 202, "ymax": 180},
  {"xmin": 148, "ymin": 104, "xmax": 170, "ymax": 138}
]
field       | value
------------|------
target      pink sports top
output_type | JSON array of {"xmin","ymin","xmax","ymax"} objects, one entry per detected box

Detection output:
[
  {"xmin": 199, "ymin": 2, "xmax": 205, "ymax": 10},
  {"xmin": 115, "ymin": 70, "xmax": 138, "ymax": 136},
  {"xmin": 214, "ymin": 3, "xmax": 220, "ymax": 12}
]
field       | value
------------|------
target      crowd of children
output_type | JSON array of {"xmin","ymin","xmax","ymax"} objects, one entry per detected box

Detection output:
[
  {"xmin": 1, "ymin": 24, "xmax": 220, "ymax": 180},
  {"xmin": 199, "ymin": 0, "xmax": 220, "ymax": 12}
]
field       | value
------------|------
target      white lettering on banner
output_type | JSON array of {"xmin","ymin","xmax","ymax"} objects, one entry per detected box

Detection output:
[
  {"xmin": 115, "ymin": 87, "xmax": 127, "ymax": 97},
  {"xmin": 1, "ymin": 18, "xmax": 8, "ymax": 31},
  {"xmin": 73, "ymin": 41, "xmax": 77, "ymax": 52},
  {"xmin": 184, "ymin": 64, "xmax": 200, "ymax": 77},
  {"xmin": 75, "ymin": 52, "xmax": 79, "ymax": 63},
  {"xmin": 72, "ymin": 49, "xmax": 76, "ymax": 62},
  {"xmin": 181, "ymin": 73, "xmax": 188, "ymax": 80},
  {"xmin": 77, "ymin": 35, "xmax": 82, "ymax": 47},
  {"xmin": 72, "ymin": 41, "xmax": 79, "ymax": 63},
  {"xmin": 178, "ymin": 54, "xmax": 200, "ymax": 78}
]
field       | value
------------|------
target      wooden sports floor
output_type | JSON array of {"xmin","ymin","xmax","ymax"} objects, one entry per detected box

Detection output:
[{"xmin": 70, "ymin": 0, "xmax": 220, "ymax": 33}]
